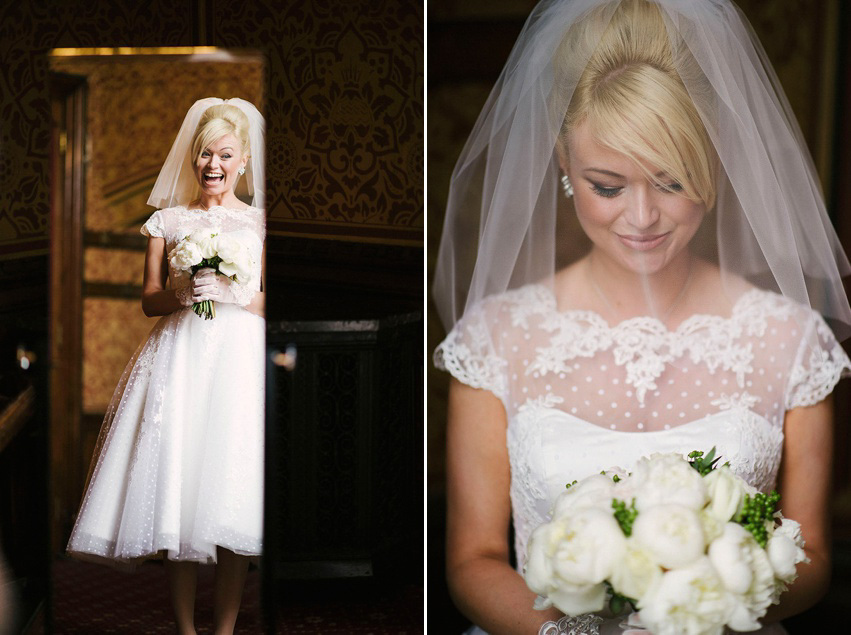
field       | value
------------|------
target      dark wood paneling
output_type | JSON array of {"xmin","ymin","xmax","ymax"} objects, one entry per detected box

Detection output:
[{"xmin": 265, "ymin": 314, "xmax": 421, "ymax": 589}]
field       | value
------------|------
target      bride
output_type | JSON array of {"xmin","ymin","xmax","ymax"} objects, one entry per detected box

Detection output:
[
  {"xmin": 432, "ymin": 1, "xmax": 851, "ymax": 633},
  {"xmin": 67, "ymin": 98, "xmax": 266, "ymax": 634}
]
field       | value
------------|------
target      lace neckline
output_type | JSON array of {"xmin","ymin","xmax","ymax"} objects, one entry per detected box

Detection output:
[
  {"xmin": 536, "ymin": 283, "xmax": 765, "ymax": 334},
  {"xmin": 176, "ymin": 204, "xmax": 259, "ymax": 213}
]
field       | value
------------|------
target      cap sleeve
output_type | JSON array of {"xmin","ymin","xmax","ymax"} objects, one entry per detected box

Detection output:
[
  {"xmin": 433, "ymin": 298, "xmax": 508, "ymax": 401},
  {"xmin": 140, "ymin": 209, "xmax": 165, "ymax": 238},
  {"xmin": 785, "ymin": 311, "xmax": 851, "ymax": 409}
]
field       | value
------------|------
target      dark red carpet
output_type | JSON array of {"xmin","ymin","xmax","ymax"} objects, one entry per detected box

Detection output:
[{"xmin": 52, "ymin": 558, "xmax": 423, "ymax": 634}]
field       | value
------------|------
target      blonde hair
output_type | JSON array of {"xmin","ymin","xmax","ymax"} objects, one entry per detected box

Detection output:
[
  {"xmin": 190, "ymin": 103, "xmax": 251, "ymax": 165},
  {"xmin": 558, "ymin": 0, "xmax": 716, "ymax": 207}
]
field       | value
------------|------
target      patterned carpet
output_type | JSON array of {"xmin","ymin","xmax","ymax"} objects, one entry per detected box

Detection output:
[{"xmin": 52, "ymin": 557, "xmax": 423, "ymax": 634}]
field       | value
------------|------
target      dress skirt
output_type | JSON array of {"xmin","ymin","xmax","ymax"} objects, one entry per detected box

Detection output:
[{"xmin": 67, "ymin": 303, "xmax": 265, "ymax": 565}]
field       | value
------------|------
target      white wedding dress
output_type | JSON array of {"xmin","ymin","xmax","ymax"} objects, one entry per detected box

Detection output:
[
  {"xmin": 435, "ymin": 283, "xmax": 850, "ymax": 634},
  {"xmin": 67, "ymin": 205, "xmax": 266, "ymax": 565}
]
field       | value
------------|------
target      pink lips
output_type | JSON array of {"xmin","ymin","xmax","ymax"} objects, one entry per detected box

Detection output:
[{"xmin": 617, "ymin": 232, "xmax": 670, "ymax": 251}]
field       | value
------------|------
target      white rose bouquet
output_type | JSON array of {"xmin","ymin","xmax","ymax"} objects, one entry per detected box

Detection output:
[
  {"xmin": 168, "ymin": 229, "xmax": 254, "ymax": 319},
  {"xmin": 524, "ymin": 449, "xmax": 808, "ymax": 635}
]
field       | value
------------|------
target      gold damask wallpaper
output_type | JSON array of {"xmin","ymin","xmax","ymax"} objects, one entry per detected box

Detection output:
[
  {"xmin": 254, "ymin": 3, "xmax": 424, "ymax": 244},
  {"xmin": 0, "ymin": 0, "xmax": 423, "ymax": 261}
]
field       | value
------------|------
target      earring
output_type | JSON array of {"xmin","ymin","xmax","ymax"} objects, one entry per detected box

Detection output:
[
  {"xmin": 560, "ymin": 174, "xmax": 574, "ymax": 198},
  {"xmin": 238, "ymin": 166, "xmax": 246, "ymax": 175}
]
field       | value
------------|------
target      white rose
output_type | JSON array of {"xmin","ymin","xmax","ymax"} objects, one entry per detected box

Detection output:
[
  {"xmin": 708, "ymin": 524, "xmax": 755, "ymax": 594},
  {"xmin": 767, "ymin": 518, "xmax": 809, "ymax": 583},
  {"xmin": 547, "ymin": 582, "xmax": 608, "ymax": 617},
  {"xmin": 632, "ymin": 504, "xmax": 705, "ymax": 570},
  {"xmin": 703, "ymin": 466, "xmax": 757, "ymax": 523},
  {"xmin": 699, "ymin": 508, "xmax": 725, "ymax": 544},
  {"xmin": 187, "ymin": 229, "xmax": 219, "ymax": 259},
  {"xmin": 218, "ymin": 250, "xmax": 252, "ymax": 283},
  {"xmin": 551, "ymin": 473, "xmax": 619, "ymax": 518},
  {"xmin": 609, "ymin": 538, "xmax": 663, "ymax": 603},
  {"xmin": 215, "ymin": 234, "xmax": 253, "ymax": 283},
  {"xmin": 524, "ymin": 508, "xmax": 626, "ymax": 616},
  {"xmin": 169, "ymin": 240, "xmax": 202, "ymax": 271},
  {"xmin": 630, "ymin": 453, "xmax": 708, "ymax": 511},
  {"xmin": 638, "ymin": 557, "xmax": 731, "ymax": 635},
  {"xmin": 199, "ymin": 236, "xmax": 218, "ymax": 259},
  {"xmin": 708, "ymin": 523, "xmax": 776, "ymax": 632},
  {"xmin": 524, "ymin": 522, "xmax": 558, "ymax": 594},
  {"xmin": 550, "ymin": 508, "xmax": 626, "ymax": 585}
]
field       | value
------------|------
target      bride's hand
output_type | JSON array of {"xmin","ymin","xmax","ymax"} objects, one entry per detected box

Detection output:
[
  {"xmin": 176, "ymin": 267, "xmax": 216, "ymax": 306},
  {"xmin": 191, "ymin": 267, "xmax": 253, "ymax": 306},
  {"xmin": 175, "ymin": 269, "xmax": 214, "ymax": 307}
]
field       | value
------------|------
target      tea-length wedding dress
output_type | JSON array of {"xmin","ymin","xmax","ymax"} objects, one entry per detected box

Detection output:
[{"xmin": 67, "ymin": 204, "xmax": 265, "ymax": 565}]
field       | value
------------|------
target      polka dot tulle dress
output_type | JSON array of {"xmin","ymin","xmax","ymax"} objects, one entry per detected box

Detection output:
[
  {"xmin": 67, "ymin": 205, "xmax": 265, "ymax": 565},
  {"xmin": 435, "ymin": 283, "xmax": 850, "ymax": 575}
]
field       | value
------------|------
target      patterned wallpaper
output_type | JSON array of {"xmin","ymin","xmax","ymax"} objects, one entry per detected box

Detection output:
[
  {"xmin": 0, "ymin": 0, "xmax": 192, "ymax": 259},
  {"xmin": 0, "ymin": 0, "xmax": 423, "ymax": 261},
  {"xmin": 216, "ymin": 1, "xmax": 424, "ymax": 244}
]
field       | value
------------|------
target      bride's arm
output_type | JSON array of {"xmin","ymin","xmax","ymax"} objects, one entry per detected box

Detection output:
[
  {"xmin": 762, "ymin": 396, "xmax": 833, "ymax": 624},
  {"xmin": 446, "ymin": 378, "xmax": 562, "ymax": 634},
  {"xmin": 141, "ymin": 236, "xmax": 187, "ymax": 317}
]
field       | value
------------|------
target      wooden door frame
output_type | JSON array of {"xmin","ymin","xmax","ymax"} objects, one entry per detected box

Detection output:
[{"xmin": 48, "ymin": 72, "xmax": 87, "ymax": 552}]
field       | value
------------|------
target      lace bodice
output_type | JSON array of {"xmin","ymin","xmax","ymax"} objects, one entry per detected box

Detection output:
[
  {"xmin": 141, "ymin": 205, "xmax": 265, "ymax": 295},
  {"xmin": 435, "ymin": 284, "xmax": 850, "ymax": 569}
]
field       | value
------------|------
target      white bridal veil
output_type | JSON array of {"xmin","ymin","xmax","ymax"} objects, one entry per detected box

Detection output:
[
  {"xmin": 147, "ymin": 97, "xmax": 266, "ymax": 210},
  {"xmin": 432, "ymin": 0, "xmax": 851, "ymax": 339}
]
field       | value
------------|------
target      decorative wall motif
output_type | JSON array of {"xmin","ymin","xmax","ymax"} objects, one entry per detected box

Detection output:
[
  {"xmin": 215, "ymin": 0, "xmax": 424, "ymax": 244},
  {"xmin": 0, "ymin": 0, "xmax": 190, "ymax": 258},
  {"xmin": 0, "ymin": 0, "xmax": 423, "ymax": 263},
  {"xmin": 316, "ymin": 351, "xmax": 361, "ymax": 548}
]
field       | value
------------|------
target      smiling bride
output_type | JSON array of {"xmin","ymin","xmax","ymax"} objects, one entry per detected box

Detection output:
[{"xmin": 432, "ymin": 1, "xmax": 851, "ymax": 633}]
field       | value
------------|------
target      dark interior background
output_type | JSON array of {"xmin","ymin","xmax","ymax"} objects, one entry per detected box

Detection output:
[{"xmin": 0, "ymin": 0, "xmax": 423, "ymax": 631}]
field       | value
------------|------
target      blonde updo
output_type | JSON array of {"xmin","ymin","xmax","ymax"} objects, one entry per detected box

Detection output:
[
  {"xmin": 557, "ymin": 0, "xmax": 716, "ymax": 208},
  {"xmin": 190, "ymin": 103, "xmax": 251, "ymax": 164}
]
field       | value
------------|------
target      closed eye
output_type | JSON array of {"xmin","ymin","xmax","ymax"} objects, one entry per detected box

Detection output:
[
  {"xmin": 655, "ymin": 181, "xmax": 683, "ymax": 194},
  {"xmin": 590, "ymin": 182, "xmax": 622, "ymax": 198}
]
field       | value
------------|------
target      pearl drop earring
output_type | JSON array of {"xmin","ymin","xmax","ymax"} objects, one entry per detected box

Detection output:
[{"xmin": 560, "ymin": 174, "xmax": 574, "ymax": 198}]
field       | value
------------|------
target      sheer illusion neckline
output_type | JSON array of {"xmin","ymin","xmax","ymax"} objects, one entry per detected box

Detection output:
[
  {"xmin": 176, "ymin": 204, "xmax": 259, "ymax": 213},
  {"xmin": 538, "ymin": 283, "xmax": 763, "ymax": 334}
]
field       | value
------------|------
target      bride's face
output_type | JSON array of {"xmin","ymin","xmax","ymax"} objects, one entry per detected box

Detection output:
[
  {"xmin": 563, "ymin": 122, "xmax": 706, "ymax": 275},
  {"xmin": 193, "ymin": 133, "xmax": 248, "ymax": 197}
]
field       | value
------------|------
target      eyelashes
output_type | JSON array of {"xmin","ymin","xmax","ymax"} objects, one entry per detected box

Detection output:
[
  {"xmin": 589, "ymin": 181, "xmax": 684, "ymax": 198},
  {"xmin": 590, "ymin": 183, "xmax": 621, "ymax": 198}
]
